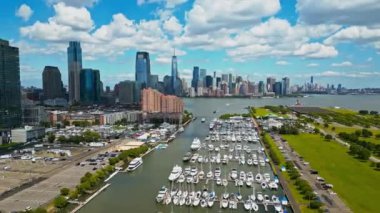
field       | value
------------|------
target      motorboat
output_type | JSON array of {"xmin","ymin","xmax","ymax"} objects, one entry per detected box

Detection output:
[
  {"xmin": 255, "ymin": 173, "xmax": 263, "ymax": 183},
  {"xmin": 198, "ymin": 170, "xmax": 205, "ymax": 179},
  {"xmin": 222, "ymin": 178, "xmax": 228, "ymax": 186},
  {"xmin": 173, "ymin": 195, "xmax": 179, "ymax": 205},
  {"xmin": 244, "ymin": 199, "xmax": 253, "ymax": 211},
  {"xmin": 193, "ymin": 197, "xmax": 200, "ymax": 206},
  {"xmin": 274, "ymin": 204, "xmax": 283, "ymax": 212},
  {"xmin": 190, "ymin": 138, "xmax": 201, "ymax": 151},
  {"xmin": 252, "ymin": 202, "xmax": 259, "ymax": 211},
  {"xmin": 207, "ymin": 197, "xmax": 215, "ymax": 207},
  {"xmin": 216, "ymin": 178, "xmax": 222, "ymax": 185},
  {"xmin": 281, "ymin": 196, "xmax": 289, "ymax": 206},
  {"xmin": 164, "ymin": 194, "xmax": 171, "ymax": 205},
  {"xmin": 207, "ymin": 170, "xmax": 213, "ymax": 179},
  {"xmin": 257, "ymin": 192, "xmax": 264, "ymax": 202},
  {"xmin": 168, "ymin": 165, "xmax": 182, "ymax": 181},
  {"xmin": 264, "ymin": 194, "xmax": 270, "ymax": 203},
  {"xmin": 179, "ymin": 196, "xmax": 186, "ymax": 206},
  {"xmin": 177, "ymin": 174, "xmax": 185, "ymax": 183},
  {"xmin": 272, "ymin": 195, "xmax": 280, "ymax": 203},
  {"xmin": 214, "ymin": 167, "xmax": 221, "ymax": 177},
  {"xmin": 239, "ymin": 171, "xmax": 246, "ymax": 181},
  {"xmin": 182, "ymin": 152, "xmax": 192, "ymax": 162},
  {"xmin": 269, "ymin": 181, "xmax": 278, "ymax": 190},
  {"xmin": 197, "ymin": 155, "xmax": 204, "ymax": 163},
  {"xmin": 126, "ymin": 157, "xmax": 143, "ymax": 171},
  {"xmin": 246, "ymin": 180, "xmax": 252, "ymax": 187},
  {"xmin": 155, "ymin": 186, "xmax": 168, "ymax": 203},
  {"xmin": 247, "ymin": 158, "xmax": 253, "ymax": 166},
  {"xmin": 221, "ymin": 198, "xmax": 229, "ymax": 208},
  {"xmin": 200, "ymin": 199, "xmax": 207, "ymax": 207},
  {"xmin": 190, "ymin": 167, "xmax": 198, "ymax": 176},
  {"xmin": 230, "ymin": 169, "xmax": 238, "ymax": 180},
  {"xmin": 184, "ymin": 166, "xmax": 191, "ymax": 176},
  {"xmin": 264, "ymin": 173, "xmax": 271, "ymax": 182},
  {"xmin": 201, "ymin": 118, "xmax": 206, "ymax": 123},
  {"xmin": 261, "ymin": 182, "xmax": 268, "ymax": 189}
]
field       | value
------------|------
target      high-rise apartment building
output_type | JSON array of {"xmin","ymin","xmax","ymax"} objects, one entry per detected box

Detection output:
[
  {"xmin": 0, "ymin": 39, "xmax": 21, "ymax": 128},
  {"xmin": 171, "ymin": 52, "xmax": 178, "ymax": 94},
  {"xmin": 67, "ymin": 41, "xmax": 82, "ymax": 104},
  {"xmin": 117, "ymin": 80, "xmax": 136, "ymax": 105},
  {"xmin": 42, "ymin": 66, "xmax": 64, "ymax": 100},
  {"xmin": 282, "ymin": 77, "xmax": 290, "ymax": 96},
  {"xmin": 191, "ymin": 66, "xmax": 200, "ymax": 91},
  {"xmin": 80, "ymin": 69, "xmax": 101, "ymax": 105},
  {"xmin": 135, "ymin": 51, "xmax": 151, "ymax": 89}
]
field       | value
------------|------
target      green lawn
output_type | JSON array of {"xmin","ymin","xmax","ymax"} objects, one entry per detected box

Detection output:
[
  {"xmin": 322, "ymin": 125, "xmax": 380, "ymax": 144},
  {"xmin": 324, "ymin": 107, "xmax": 358, "ymax": 115},
  {"xmin": 254, "ymin": 107, "xmax": 271, "ymax": 117},
  {"xmin": 283, "ymin": 134, "xmax": 380, "ymax": 213},
  {"xmin": 263, "ymin": 134, "xmax": 318, "ymax": 213}
]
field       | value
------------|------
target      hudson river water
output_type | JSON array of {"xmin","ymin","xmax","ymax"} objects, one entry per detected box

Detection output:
[{"xmin": 79, "ymin": 95, "xmax": 380, "ymax": 213}]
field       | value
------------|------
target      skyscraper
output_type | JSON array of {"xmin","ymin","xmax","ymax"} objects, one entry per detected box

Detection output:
[
  {"xmin": 266, "ymin": 77, "xmax": 276, "ymax": 92},
  {"xmin": 273, "ymin": 82, "xmax": 282, "ymax": 96},
  {"xmin": 311, "ymin": 76, "xmax": 314, "ymax": 84},
  {"xmin": 200, "ymin": 69, "xmax": 207, "ymax": 86},
  {"xmin": 150, "ymin": 75, "xmax": 159, "ymax": 90},
  {"xmin": 171, "ymin": 50, "xmax": 178, "ymax": 94},
  {"xmin": 221, "ymin": 74, "xmax": 229, "ymax": 82},
  {"xmin": 258, "ymin": 81, "xmax": 265, "ymax": 94},
  {"xmin": 191, "ymin": 66, "xmax": 200, "ymax": 91},
  {"xmin": 135, "ymin": 51, "xmax": 151, "ymax": 89},
  {"xmin": 67, "ymin": 41, "xmax": 82, "ymax": 104},
  {"xmin": 117, "ymin": 80, "xmax": 136, "ymax": 105},
  {"xmin": 42, "ymin": 66, "xmax": 64, "ymax": 100},
  {"xmin": 0, "ymin": 39, "xmax": 21, "ymax": 128},
  {"xmin": 205, "ymin": 75, "xmax": 213, "ymax": 88},
  {"xmin": 80, "ymin": 69, "xmax": 101, "ymax": 105},
  {"xmin": 282, "ymin": 77, "xmax": 290, "ymax": 96}
]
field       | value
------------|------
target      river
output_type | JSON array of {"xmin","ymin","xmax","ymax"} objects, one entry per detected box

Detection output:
[{"xmin": 79, "ymin": 95, "xmax": 380, "ymax": 213}]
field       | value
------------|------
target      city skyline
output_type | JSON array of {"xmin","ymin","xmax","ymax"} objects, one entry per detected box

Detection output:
[{"xmin": 1, "ymin": 0, "xmax": 380, "ymax": 88}]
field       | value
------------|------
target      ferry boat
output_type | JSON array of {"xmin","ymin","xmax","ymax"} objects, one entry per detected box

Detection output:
[
  {"xmin": 190, "ymin": 138, "xmax": 201, "ymax": 151},
  {"xmin": 126, "ymin": 157, "xmax": 143, "ymax": 172}
]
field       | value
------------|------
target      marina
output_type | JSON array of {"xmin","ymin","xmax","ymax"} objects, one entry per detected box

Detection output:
[{"xmin": 156, "ymin": 117, "xmax": 290, "ymax": 212}]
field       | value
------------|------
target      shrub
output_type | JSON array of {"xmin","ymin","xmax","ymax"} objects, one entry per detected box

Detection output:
[
  {"xmin": 54, "ymin": 196, "xmax": 68, "ymax": 209},
  {"xmin": 60, "ymin": 188, "xmax": 70, "ymax": 196}
]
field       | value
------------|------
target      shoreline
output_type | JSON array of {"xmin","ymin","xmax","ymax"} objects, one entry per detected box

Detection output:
[{"xmin": 71, "ymin": 183, "xmax": 111, "ymax": 213}]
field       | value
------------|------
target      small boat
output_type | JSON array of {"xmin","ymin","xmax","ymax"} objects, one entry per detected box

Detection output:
[
  {"xmin": 274, "ymin": 204, "xmax": 283, "ymax": 212},
  {"xmin": 207, "ymin": 197, "xmax": 214, "ymax": 207},
  {"xmin": 230, "ymin": 169, "xmax": 238, "ymax": 180},
  {"xmin": 252, "ymin": 202, "xmax": 259, "ymax": 211},
  {"xmin": 222, "ymin": 179, "xmax": 228, "ymax": 186},
  {"xmin": 264, "ymin": 173, "xmax": 271, "ymax": 182},
  {"xmin": 190, "ymin": 138, "xmax": 201, "ymax": 151},
  {"xmin": 179, "ymin": 196, "xmax": 186, "ymax": 206},
  {"xmin": 272, "ymin": 195, "xmax": 280, "ymax": 203},
  {"xmin": 190, "ymin": 167, "xmax": 198, "ymax": 176},
  {"xmin": 193, "ymin": 197, "xmax": 200, "ymax": 206},
  {"xmin": 246, "ymin": 180, "xmax": 252, "ymax": 187},
  {"xmin": 269, "ymin": 181, "xmax": 278, "ymax": 190},
  {"xmin": 207, "ymin": 171, "xmax": 213, "ymax": 179},
  {"xmin": 177, "ymin": 174, "xmax": 185, "ymax": 183},
  {"xmin": 164, "ymin": 194, "xmax": 171, "ymax": 205},
  {"xmin": 182, "ymin": 152, "xmax": 192, "ymax": 162},
  {"xmin": 264, "ymin": 194, "xmax": 270, "ymax": 203},
  {"xmin": 236, "ymin": 192, "xmax": 242, "ymax": 200},
  {"xmin": 201, "ymin": 118, "xmax": 206, "ymax": 123},
  {"xmin": 168, "ymin": 165, "xmax": 182, "ymax": 181},
  {"xmin": 255, "ymin": 173, "xmax": 263, "ymax": 183},
  {"xmin": 222, "ymin": 193, "xmax": 229, "ymax": 199},
  {"xmin": 200, "ymin": 199, "xmax": 207, "ymax": 208},
  {"xmin": 198, "ymin": 170, "xmax": 205, "ymax": 179},
  {"xmin": 126, "ymin": 157, "xmax": 143, "ymax": 172},
  {"xmin": 173, "ymin": 195, "xmax": 179, "ymax": 205},
  {"xmin": 261, "ymin": 182, "xmax": 268, "ymax": 189},
  {"xmin": 185, "ymin": 197, "xmax": 191, "ymax": 206},
  {"xmin": 155, "ymin": 186, "xmax": 167, "ymax": 203},
  {"xmin": 178, "ymin": 127, "xmax": 184, "ymax": 132},
  {"xmin": 244, "ymin": 199, "xmax": 252, "ymax": 211},
  {"xmin": 221, "ymin": 198, "xmax": 229, "ymax": 208},
  {"xmin": 216, "ymin": 178, "xmax": 222, "ymax": 185},
  {"xmin": 257, "ymin": 192, "xmax": 264, "ymax": 202}
]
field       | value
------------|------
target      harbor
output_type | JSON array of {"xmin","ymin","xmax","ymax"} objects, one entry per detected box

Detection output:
[{"xmin": 156, "ymin": 117, "xmax": 290, "ymax": 212}]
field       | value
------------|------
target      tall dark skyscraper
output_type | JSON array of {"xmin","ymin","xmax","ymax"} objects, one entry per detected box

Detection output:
[
  {"xmin": 266, "ymin": 77, "xmax": 276, "ymax": 92},
  {"xmin": 150, "ymin": 75, "xmax": 159, "ymax": 90},
  {"xmin": 67, "ymin": 41, "xmax": 82, "ymax": 104},
  {"xmin": 311, "ymin": 76, "xmax": 314, "ymax": 84},
  {"xmin": 205, "ymin": 75, "xmax": 213, "ymax": 88},
  {"xmin": 282, "ymin": 77, "xmax": 290, "ymax": 96},
  {"xmin": 80, "ymin": 69, "xmax": 101, "ymax": 105},
  {"xmin": 0, "ymin": 39, "xmax": 21, "ymax": 128},
  {"xmin": 258, "ymin": 81, "xmax": 265, "ymax": 94},
  {"xmin": 273, "ymin": 82, "xmax": 283, "ymax": 96},
  {"xmin": 117, "ymin": 80, "xmax": 136, "ymax": 105},
  {"xmin": 135, "ymin": 51, "xmax": 151, "ymax": 89},
  {"xmin": 171, "ymin": 50, "xmax": 178, "ymax": 94},
  {"xmin": 42, "ymin": 66, "xmax": 64, "ymax": 100},
  {"xmin": 191, "ymin": 66, "xmax": 200, "ymax": 91}
]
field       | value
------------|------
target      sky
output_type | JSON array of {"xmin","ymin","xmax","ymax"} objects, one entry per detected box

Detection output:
[{"xmin": 1, "ymin": 0, "xmax": 380, "ymax": 89}]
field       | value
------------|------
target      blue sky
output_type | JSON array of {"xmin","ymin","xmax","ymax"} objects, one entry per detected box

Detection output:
[{"xmin": 1, "ymin": 0, "xmax": 380, "ymax": 88}]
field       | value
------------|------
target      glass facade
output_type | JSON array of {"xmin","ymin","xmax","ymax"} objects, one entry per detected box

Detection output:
[
  {"xmin": 191, "ymin": 66, "xmax": 200, "ymax": 90},
  {"xmin": 135, "ymin": 52, "xmax": 150, "ymax": 89},
  {"xmin": 80, "ymin": 69, "xmax": 100, "ymax": 105},
  {"xmin": 42, "ymin": 66, "xmax": 64, "ymax": 100},
  {"xmin": 0, "ymin": 39, "xmax": 21, "ymax": 128},
  {"xmin": 67, "ymin": 41, "xmax": 82, "ymax": 103}
]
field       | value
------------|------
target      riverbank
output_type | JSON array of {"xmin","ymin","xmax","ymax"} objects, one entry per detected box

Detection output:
[{"xmin": 71, "ymin": 183, "xmax": 111, "ymax": 213}]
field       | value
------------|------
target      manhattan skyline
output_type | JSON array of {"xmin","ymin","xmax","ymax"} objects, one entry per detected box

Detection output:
[{"xmin": 2, "ymin": 0, "xmax": 380, "ymax": 88}]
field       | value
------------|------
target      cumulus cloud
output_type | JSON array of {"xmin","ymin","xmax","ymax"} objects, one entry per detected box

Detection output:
[
  {"xmin": 315, "ymin": 70, "xmax": 380, "ymax": 78},
  {"xmin": 276, "ymin": 60, "xmax": 290, "ymax": 65},
  {"xmin": 331, "ymin": 61, "xmax": 353, "ymax": 67},
  {"xmin": 47, "ymin": 0, "xmax": 99, "ymax": 8},
  {"xmin": 16, "ymin": 4, "xmax": 33, "ymax": 21},
  {"xmin": 307, "ymin": 63, "xmax": 319, "ymax": 67},
  {"xmin": 297, "ymin": 0, "xmax": 380, "ymax": 26},
  {"xmin": 185, "ymin": 0, "xmax": 281, "ymax": 35},
  {"xmin": 163, "ymin": 16, "xmax": 183, "ymax": 36},
  {"xmin": 294, "ymin": 43, "xmax": 338, "ymax": 58},
  {"xmin": 137, "ymin": 0, "xmax": 187, "ymax": 8}
]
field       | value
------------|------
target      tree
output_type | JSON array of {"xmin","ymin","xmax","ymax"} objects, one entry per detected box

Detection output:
[
  {"xmin": 309, "ymin": 201, "xmax": 323, "ymax": 209},
  {"xmin": 324, "ymin": 134, "xmax": 333, "ymax": 141},
  {"xmin": 359, "ymin": 110, "xmax": 369, "ymax": 115},
  {"xmin": 370, "ymin": 111, "xmax": 378, "ymax": 115},
  {"xmin": 324, "ymin": 123, "xmax": 329, "ymax": 128},
  {"xmin": 331, "ymin": 127, "xmax": 336, "ymax": 131},
  {"xmin": 361, "ymin": 129, "xmax": 373, "ymax": 138},
  {"xmin": 376, "ymin": 134, "xmax": 380, "ymax": 139},
  {"xmin": 48, "ymin": 133, "xmax": 56, "ymax": 143},
  {"xmin": 60, "ymin": 187, "xmax": 70, "ymax": 196},
  {"xmin": 357, "ymin": 148, "xmax": 371, "ymax": 160},
  {"xmin": 313, "ymin": 128, "xmax": 320, "ymax": 134},
  {"xmin": 54, "ymin": 196, "xmax": 68, "ymax": 209}
]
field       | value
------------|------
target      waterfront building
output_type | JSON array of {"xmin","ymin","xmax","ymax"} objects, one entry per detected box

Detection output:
[
  {"xmin": 67, "ymin": 41, "xmax": 82, "ymax": 104},
  {"xmin": 258, "ymin": 81, "xmax": 265, "ymax": 94},
  {"xmin": 117, "ymin": 80, "xmax": 136, "ymax": 105},
  {"xmin": 141, "ymin": 88, "xmax": 184, "ymax": 113},
  {"xmin": 273, "ymin": 82, "xmax": 283, "ymax": 96},
  {"xmin": 0, "ymin": 39, "xmax": 22, "ymax": 128},
  {"xmin": 80, "ymin": 69, "xmax": 101, "ymax": 105},
  {"xmin": 191, "ymin": 66, "xmax": 200, "ymax": 91},
  {"xmin": 282, "ymin": 77, "xmax": 290, "ymax": 96},
  {"xmin": 42, "ymin": 66, "xmax": 64, "ymax": 100},
  {"xmin": 135, "ymin": 51, "xmax": 151, "ymax": 89},
  {"xmin": 266, "ymin": 77, "xmax": 276, "ymax": 92},
  {"xmin": 205, "ymin": 75, "xmax": 213, "ymax": 88}
]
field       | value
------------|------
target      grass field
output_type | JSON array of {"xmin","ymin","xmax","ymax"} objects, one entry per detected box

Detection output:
[
  {"xmin": 324, "ymin": 107, "xmax": 358, "ymax": 115},
  {"xmin": 283, "ymin": 134, "xmax": 380, "ymax": 213},
  {"xmin": 254, "ymin": 108, "xmax": 271, "ymax": 117},
  {"xmin": 321, "ymin": 124, "xmax": 380, "ymax": 144},
  {"xmin": 263, "ymin": 134, "xmax": 318, "ymax": 213}
]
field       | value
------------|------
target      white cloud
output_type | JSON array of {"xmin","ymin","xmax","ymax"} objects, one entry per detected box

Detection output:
[
  {"xmin": 325, "ymin": 26, "xmax": 380, "ymax": 51},
  {"xmin": 163, "ymin": 16, "xmax": 183, "ymax": 36},
  {"xmin": 367, "ymin": 57, "xmax": 373, "ymax": 62},
  {"xmin": 16, "ymin": 4, "xmax": 33, "ymax": 21},
  {"xmin": 294, "ymin": 43, "xmax": 338, "ymax": 58},
  {"xmin": 297, "ymin": 0, "xmax": 380, "ymax": 26},
  {"xmin": 307, "ymin": 63, "xmax": 319, "ymax": 67},
  {"xmin": 137, "ymin": 0, "xmax": 187, "ymax": 8},
  {"xmin": 331, "ymin": 61, "xmax": 353, "ymax": 67},
  {"xmin": 184, "ymin": 0, "xmax": 281, "ymax": 35},
  {"xmin": 47, "ymin": 0, "xmax": 99, "ymax": 8},
  {"xmin": 276, "ymin": 60, "xmax": 290, "ymax": 65}
]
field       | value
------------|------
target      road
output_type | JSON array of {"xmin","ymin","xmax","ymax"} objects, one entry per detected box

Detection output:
[{"xmin": 270, "ymin": 133, "xmax": 352, "ymax": 213}]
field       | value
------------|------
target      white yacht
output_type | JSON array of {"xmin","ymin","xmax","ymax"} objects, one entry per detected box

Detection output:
[
  {"xmin": 190, "ymin": 138, "xmax": 201, "ymax": 151},
  {"xmin": 126, "ymin": 157, "xmax": 143, "ymax": 171},
  {"xmin": 168, "ymin": 165, "xmax": 182, "ymax": 181}
]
